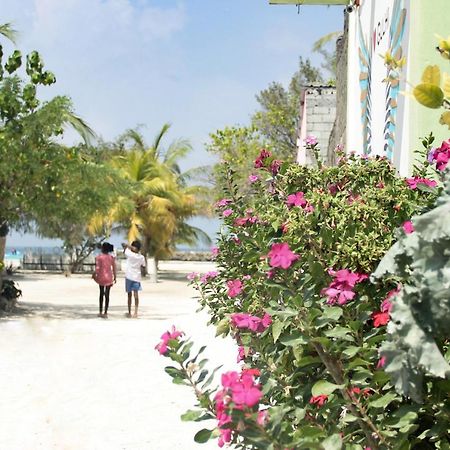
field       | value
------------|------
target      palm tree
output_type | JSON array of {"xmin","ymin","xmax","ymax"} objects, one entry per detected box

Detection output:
[{"xmin": 105, "ymin": 124, "xmax": 212, "ymax": 280}]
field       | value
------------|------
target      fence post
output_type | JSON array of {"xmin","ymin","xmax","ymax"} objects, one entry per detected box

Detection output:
[{"xmin": 39, "ymin": 254, "xmax": 43, "ymax": 270}]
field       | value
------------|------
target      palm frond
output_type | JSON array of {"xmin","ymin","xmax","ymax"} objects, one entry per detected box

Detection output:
[
  {"xmin": 312, "ymin": 31, "xmax": 341, "ymax": 52},
  {"xmin": 62, "ymin": 111, "xmax": 96, "ymax": 145},
  {"xmin": 152, "ymin": 123, "xmax": 171, "ymax": 156},
  {"xmin": 118, "ymin": 128, "xmax": 147, "ymax": 152},
  {"xmin": 0, "ymin": 23, "xmax": 18, "ymax": 44}
]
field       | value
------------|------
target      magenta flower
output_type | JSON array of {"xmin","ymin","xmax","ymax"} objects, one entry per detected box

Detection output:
[
  {"xmin": 222, "ymin": 208, "xmax": 233, "ymax": 217},
  {"xmin": 227, "ymin": 279, "xmax": 243, "ymax": 297},
  {"xmin": 248, "ymin": 174, "xmax": 259, "ymax": 183},
  {"xmin": 230, "ymin": 312, "xmax": 272, "ymax": 333},
  {"xmin": 270, "ymin": 159, "xmax": 281, "ymax": 175},
  {"xmin": 200, "ymin": 271, "xmax": 218, "ymax": 283},
  {"xmin": 254, "ymin": 149, "xmax": 272, "ymax": 168},
  {"xmin": 211, "ymin": 246, "xmax": 219, "ymax": 257},
  {"xmin": 231, "ymin": 376, "xmax": 262, "ymax": 407},
  {"xmin": 257, "ymin": 410, "xmax": 269, "ymax": 426},
  {"xmin": 155, "ymin": 325, "xmax": 184, "ymax": 355},
  {"xmin": 187, "ymin": 272, "xmax": 198, "ymax": 281},
  {"xmin": 221, "ymin": 371, "xmax": 240, "ymax": 388},
  {"xmin": 286, "ymin": 191, "xmax": 307, "ymax": 208},
  {"xmin": 402, "ymin": 221, "xmax": 414, "ymax": 234},
  {"xmin": 377, "ymin": 356, "xmax": 386, "ymax": 368},
  {"xmin": 267, "ymin": 242, "xmax": 299, "ymax": 269},
  {"xmin": 321, "ymin": 269, "xmax": 368, "ymax": 306},
  {"xmin": 309, "ymin": 394, "xmax": 328, "ymax": 407},
  {"xmin": 406, "ymin": 177, "xmax": 437, "ymax": 189},
  {"xmin": 304, "ymin": 135, "xmax": 318, "ymax": 146},
  {"xmin": 430, "ymin": 139, "xmax": 450, "ymax": 170},
  {"xmin": 237, "ymin": 346, "xmax": 246, "ymax": 362},
  {"xmin": 215, "ymin": 198, "xmax": 232, "ymax": 208}
]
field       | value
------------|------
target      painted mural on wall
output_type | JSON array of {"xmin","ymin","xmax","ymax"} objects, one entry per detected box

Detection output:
[{"xmin": 357, "ymin": 0, "xmax": 408, "ymax": 159}]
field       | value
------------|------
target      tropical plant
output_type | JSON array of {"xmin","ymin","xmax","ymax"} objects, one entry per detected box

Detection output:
[
  {"xmin": 157, "ymin": 144, "xmax": 450, "ymax": 449},
  {"xmin": 0, "ymin": 23, "xmax": 94, "ymax": 288},
  {"xmin": 411, "ymin": 36, "xmax": 450, "ymax": 129},
  {"xmin": 105, "ymin": 124, "xmax": 212, "ymax": 275}
]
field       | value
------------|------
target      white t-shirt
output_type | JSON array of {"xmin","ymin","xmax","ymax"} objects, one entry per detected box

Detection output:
[{"xmin": 124, "ymin": 248, "xmax": 146, "ymax": 282}]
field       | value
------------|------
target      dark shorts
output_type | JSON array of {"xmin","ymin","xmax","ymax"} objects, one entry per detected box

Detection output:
[{"xmin": 125, "ymin": 278, "xmax": 142, "ymax": 293}]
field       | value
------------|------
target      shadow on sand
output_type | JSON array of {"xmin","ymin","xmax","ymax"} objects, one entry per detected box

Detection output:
[{"xmin": 1, "ymin": 303, "xmax": 173, "ymax": 321}]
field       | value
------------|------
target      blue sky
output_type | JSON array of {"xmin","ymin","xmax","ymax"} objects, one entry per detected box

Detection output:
[{"xmin": 4, "ymin": 0, "xmax": 343, "ymax": 247}]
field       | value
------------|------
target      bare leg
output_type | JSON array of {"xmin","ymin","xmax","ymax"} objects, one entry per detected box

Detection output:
[
  {"xmin": 104, "ymin": 286, "xmax": 111, "ymax": 317},
  {"xmin": 127, "ymin": 292, "xmax": 132, "ymax": 316},
  {"xmin": 99, "ymin": 286, "xmax": 105, "ymax": 317},
  {"xmin": 133, "ymin": 291, "xmax": 139, "ymax": 317}
]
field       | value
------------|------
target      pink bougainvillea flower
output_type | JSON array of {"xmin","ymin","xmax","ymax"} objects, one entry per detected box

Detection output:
[
  {"xmin": 218, "ymin": 428, "xmax": 232, "ymax": 448},
  {"xmin": 402, "ymin": 220, "xmax": 415, "ymax": 234},
  {"xmin": 406, "ymin": 177, "xmax": 437, "ymax": 189},
  {"xmin": 221, "ymin": 371, "xmax": 240, "ymax": 388},
  {"xmin": 254, "ymin": 149, "xmax": 272, "ymax": 168},
  {"xmin": 304, "ymin": 135, "xmax": 318, "ymax": 146},
  {"xmin": 286, "ymin": 192, "xmax": 307, "ymax": 208},
  {"xmin": 243, "ymin": 274, "xmax": 251, "ymax": 280},
  {"xmin": 270, "ymin": 159, "xmax": 281, "ymax": 175},
  {"xmin": 257, "ymin": 410, "xmax": 269, "ymax": 426},
  {"xmin": 227, "ymin": 279, "xmax": 243, "ymax": 298},
  {"xmin": 261, "ymin": 313, "xmax": 273, "ymax": 329},
  {"xmin": 155, "ymin": 325, "xmax": 184, "ymax": 355},
  {"xmin": 234, "ymin": 217, "xmax": 249, "ymax": 226},
  {"xmin": 372, "ymin": 310, "xmax": 390, "ymax": 327},
  {"xmin": 381, "ymin": 298, "xmax": 393, "ymax": 314},
  {"xmin": 267, "ymin": 269, "xmax": 275, "ymax": 279},
  {"xmin": 377, "ymin": 356, "xmax": 386, "ymax": 369},
  {"xmin": 232, "ymin": 236, "xmax": 241, "ymax": 245},
  {"xmin": 321, "ymin": 269, "xmax": 367, "ymax": 306},
  {"xmin": 267, "ymin": 242, "xmax": 299, "ymax": 269},
  {"xmin": 215, "ymin": 198, "xmax": 232, "ymax": 208},
  {"xmin": 200, "ymin": 271, "xmax": 218, "ymax": 283},
  {"xmin": 304, "ymin": 204, "xmax": 315, "ymax": 213},
  {"xmin": 222, "ymin": 208, "xmax": 233, "ymax": 217},
  {"xmin": 231, "ymin": 312, "xmax": 272, "ymax": 333},
  {"xmin": 211, "ymin": 246, "xmax": 219, "ymax": 258},
  {"xmin": 430, "ymin": 139, "xmax": 450, "ymax": 170},
  {"xmin": 248, "ymin": 174, "xmax": 259, "ymax": 183},
  {"xmin": 309, "ymin": 394, "xmax": 328, "ymax": 407},
  {"xmin": 230, "ymin": 375, "xmax": 263, "ymax": 407},
  {"xmin": 237, "ymin": 346, "xmax": 248, "ymax": 363},
  {"xmin": 186, "ymin": 272, "xmax": 198, "ymax": 281}
]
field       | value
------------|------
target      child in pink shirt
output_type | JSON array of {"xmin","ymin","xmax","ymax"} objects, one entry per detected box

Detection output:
[{"xmin": 93, "ymin": 242, "xmax": 116, "ymax": 318}]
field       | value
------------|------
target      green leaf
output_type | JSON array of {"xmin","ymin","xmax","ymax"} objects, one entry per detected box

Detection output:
[
  {"xmin": 311, "ymin": 380, "xmax": 343, "ymax": 396},
  {"xmin": 322, "ymin": 307, "xmax": 343, "ymax": 321},
  {"xmin": 325, "ymin": 326, "xmax": 354, "ymax": 341},
  {"xmin": 280, "ymin": 331, "xmax": 308, "ymax": 347},
  {"xmin": 369, "ymin": 392, "xmax": 398, "ymax": 409},
  {"xmin": 272, "ymin": 319, "xmax": 284, "ymax": 343},
  {"xmin": 342, "ymin": 346, "xmax": 361, "ymax": 358},
  {"xmin": 194, "ymin": 428, "xmax": 215, "ymax": 443},
  {"xmin": 321, "ymin": 433, "xmax": 343, "ymax": 450},
  {"xmin": 421, "ymin": 65, "xmax": 441, "ymax": 86},
  {"xmin": 181, "ymin": 409, "xmax": 203, "ymax": 422},
  {"xmin": 413, "ymin": 83, "xmax": 444, "ymax": 108}
]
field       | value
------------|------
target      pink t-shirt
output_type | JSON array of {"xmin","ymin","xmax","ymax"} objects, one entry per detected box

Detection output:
[{"xmin": 95, "ymin": 254, "xmax": 115, "ymax": 286}]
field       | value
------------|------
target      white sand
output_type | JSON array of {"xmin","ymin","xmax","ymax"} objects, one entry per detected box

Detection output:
[{"xmin": 0, "ymin": 262, "xmax": 237, "ymax": 450}]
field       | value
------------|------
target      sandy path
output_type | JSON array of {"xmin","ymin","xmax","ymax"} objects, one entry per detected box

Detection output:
[{"xmin": 0, "ymin": 262, "xmax": 237, "ymax": 450}]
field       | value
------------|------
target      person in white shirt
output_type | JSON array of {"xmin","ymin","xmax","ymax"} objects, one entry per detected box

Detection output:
[{"xmin": 121, "ymin": 241, "xmax": 146, "ymax": 318}]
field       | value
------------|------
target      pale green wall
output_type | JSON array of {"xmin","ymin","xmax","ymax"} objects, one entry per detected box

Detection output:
[{"xmin": 409, "ymin": 0, "xmax": 449, "ymax": 162}]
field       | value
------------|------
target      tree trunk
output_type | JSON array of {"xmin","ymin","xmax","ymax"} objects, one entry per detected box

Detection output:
[
  {"xmin": 0, "ymin": 222, "xmax": 9, "ymax": 295},
  {"xmin": 147, "ymin": 256, "xmax": 158, "ymax": 283}
]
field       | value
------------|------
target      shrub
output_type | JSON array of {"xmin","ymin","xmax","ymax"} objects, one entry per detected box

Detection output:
[{"xmin": 159, "ymin": 144, "xmax": 450, "ymax": 449}]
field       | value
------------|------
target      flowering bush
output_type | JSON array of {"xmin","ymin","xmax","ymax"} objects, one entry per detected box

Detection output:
[{"xmin": 158, "ymin": 144, "xmax": 450, "ymax": 449}]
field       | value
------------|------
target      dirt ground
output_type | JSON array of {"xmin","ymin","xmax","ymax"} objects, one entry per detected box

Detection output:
[{"xmin": 0, "ymin": 262, "xmax": 237, "ymax": 450}]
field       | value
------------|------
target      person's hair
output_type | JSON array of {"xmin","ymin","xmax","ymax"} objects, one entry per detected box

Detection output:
[
  {"xmin": 131, "ymin": 240, "xmax": 142, "ymax": 251},
  {"xmin": 101, "ymin": 242, "xmax": 111, "ymax": 253}
]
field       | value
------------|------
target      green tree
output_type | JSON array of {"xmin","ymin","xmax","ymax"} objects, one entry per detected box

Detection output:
[
  {"xmin": 251, "ymin": 57, "xmax": 323, "ymax": 158},
  {"xmin": 207, "ymin": 125, "xmax": 265, "ymax": 198},
  {"xmin": 107, "ymin": 125, "xmax": 211, "ymax": 279},
  {"xmin": 0, "ymin": 25, "xmax": 94, "ymax": 271}
]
